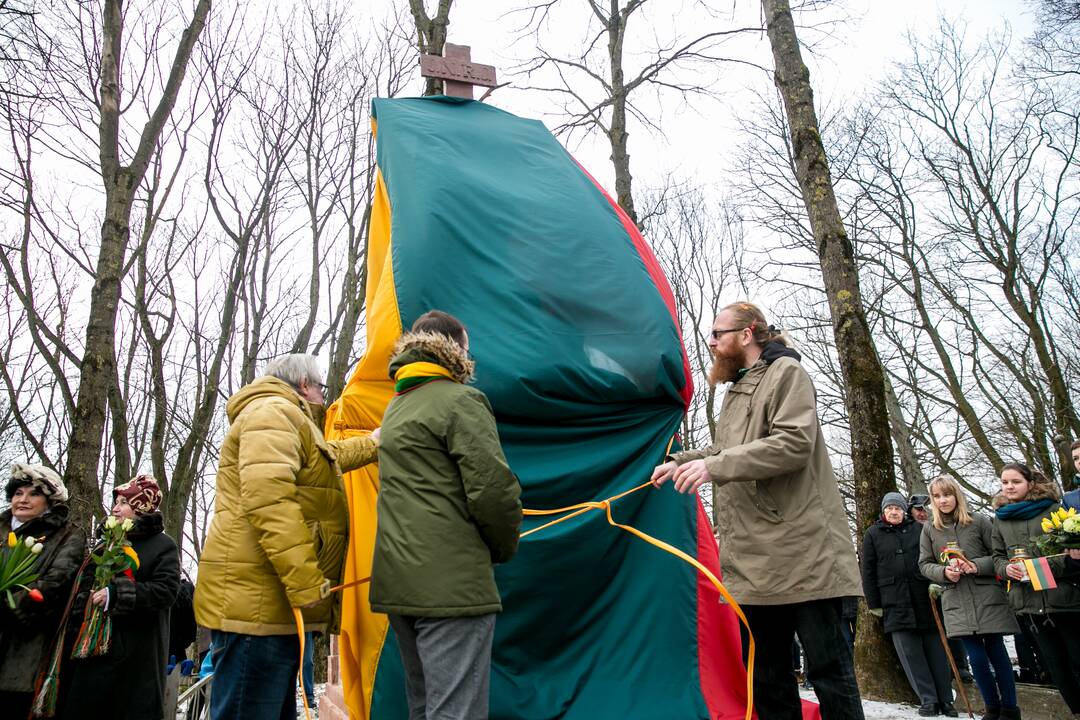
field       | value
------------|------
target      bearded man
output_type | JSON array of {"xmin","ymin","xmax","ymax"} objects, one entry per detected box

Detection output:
[{"xmin": 652, "ymin": 301, "xmax": 864, "ymax": 720}]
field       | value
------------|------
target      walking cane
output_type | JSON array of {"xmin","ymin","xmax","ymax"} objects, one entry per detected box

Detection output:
[{"xmin": 929, "ymin": 589, "xmax": 975, "ymax": 719}]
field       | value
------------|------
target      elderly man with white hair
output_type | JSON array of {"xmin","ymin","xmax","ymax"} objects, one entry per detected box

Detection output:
[{"xmin": 194, "ymin": 353, "xmax": 380, "ymax": 720}]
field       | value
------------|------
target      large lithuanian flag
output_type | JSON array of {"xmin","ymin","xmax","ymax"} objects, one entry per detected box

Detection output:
[{"xmin": 324, "ymin": 96, "xmax": 754, "ymax": 719}]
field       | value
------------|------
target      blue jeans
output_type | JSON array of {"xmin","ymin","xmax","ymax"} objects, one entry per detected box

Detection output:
[
  {"xmin": 301, "ymin": 631, "xmax": 315, "ymax": 703},
  {"xmin": 210, "ymin": 630, "xmax": 299, "ymax": 720},
  {"xmin": 960, "ymin": 634, "xmax": 1017, "ymax": 709},
  {"xmin": 742, "ymin": 599, "xmax": 865, "ymax": 720}
]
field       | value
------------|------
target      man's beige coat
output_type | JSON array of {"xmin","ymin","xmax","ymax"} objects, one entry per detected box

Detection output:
[{"xmin": 671, "ymin": 356, "xmax": 862, "ymax": 605}]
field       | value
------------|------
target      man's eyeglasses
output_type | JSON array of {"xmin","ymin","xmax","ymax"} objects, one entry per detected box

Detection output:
[
  {"xmin": 317, "ymin": 382, "xmax": 329, "ymax": 394},
  {"xmin": 709, "ymin": 327, "xmax": 745, "ymax": 340}
]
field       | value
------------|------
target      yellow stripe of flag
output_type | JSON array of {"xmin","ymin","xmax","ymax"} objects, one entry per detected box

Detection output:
[{"xmin": 1022, "ymin": 557, "xmax": 1057, "ymax": 591}]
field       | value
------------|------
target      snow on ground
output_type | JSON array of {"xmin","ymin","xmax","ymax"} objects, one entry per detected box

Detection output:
[{"xmin": 799, "ymin": 687, "xmax": 938, "ymax": 719}]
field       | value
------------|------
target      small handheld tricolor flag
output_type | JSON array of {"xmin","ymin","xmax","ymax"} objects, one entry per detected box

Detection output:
[{"xmin": 1022, "ymin": 557, "xmax": 1058, "ymax": 591}]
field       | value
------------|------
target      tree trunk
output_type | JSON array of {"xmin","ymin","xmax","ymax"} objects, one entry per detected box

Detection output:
[
  {"xmin": 761, "ymin": 0, "xmax": 910, "ymax": 701},
  {"xmin": 63, "ymin": 0, "xmax": 211, "ymax": 530},
  {"xmin": 605, "ymin": 9, "xmax": 639, "ymax": 228},
  {"xmin": 883, "ymin": 373, "xmax": 926, "ymax": 494},
  {"xmin": 65, "ymin": 192, "xmax": 131, "ymax": 526},
  {"xmin": 408, "ymin": 0, "xmax": 453, "ymax": 96}
]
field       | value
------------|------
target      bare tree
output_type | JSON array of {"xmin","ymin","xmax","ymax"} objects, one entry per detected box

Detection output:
[
  {"xmin": 511, "ymin": 0, "xmax": 761, "ymax": 227},
  {"xmin": 641, "ymin": 180, "xmax": 749, "ymax": 524},
  {"xmin": 49, "ymin": 0, "xmax": 210, "ymax": 527}
]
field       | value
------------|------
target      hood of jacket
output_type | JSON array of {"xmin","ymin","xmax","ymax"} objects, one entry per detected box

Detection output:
[
  {"xmin": 760, "ymin": 340, "xmax": 801, "ymax": 364},
  {"xmin": 991, "ymin": 478, "xmax": 1062, "ymax": 509},
  {"xmin": 225, "ymin": 376, "xmax": 312, "ymax": 424},
  {"xmin": 388, "ymin": 331, "xmax": 475, "ymax": 384}
]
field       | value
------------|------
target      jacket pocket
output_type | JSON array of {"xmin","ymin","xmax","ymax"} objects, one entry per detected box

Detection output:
[{"xmin": 752, "ymin": 481, "xmax": 783, "ymax": 521}]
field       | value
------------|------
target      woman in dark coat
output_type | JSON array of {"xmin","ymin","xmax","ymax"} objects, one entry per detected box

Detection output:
[
  {"xmin": 863, "ymin": 491, "xmax": 956, "ymax": 717},
  {"xmin": 57, "ymin": 475, "xmax": 180, "ymax": 720},
  {"xmin": 0, "ymin": 463, "xmax": 86, "ymax": 718}
]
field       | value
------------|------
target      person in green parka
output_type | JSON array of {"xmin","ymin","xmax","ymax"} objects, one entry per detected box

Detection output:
[
  {"xmin": 992, "ymin": 462, "xmax": 1080, "ymax": 717},
  {"xmin": 371, "ymin": 310, "xmax": 522, "ymax": 720}
]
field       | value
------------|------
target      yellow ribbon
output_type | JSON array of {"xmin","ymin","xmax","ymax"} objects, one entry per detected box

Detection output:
[{"xmin": 295, "ymin": 438, "xmax": 755, "ymax": 720}]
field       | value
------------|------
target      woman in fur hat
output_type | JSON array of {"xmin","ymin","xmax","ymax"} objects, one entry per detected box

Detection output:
[
  {"xmin": 0, "ymin": 463, "xmax": 87, "ymax": 717},
  {"xmin": 56, "ymin": 475, "xmax": 180, "ymax": 720},
  {"xmin": 992, "ymin": 462, "xmax": 1080, "ymax": 718}
]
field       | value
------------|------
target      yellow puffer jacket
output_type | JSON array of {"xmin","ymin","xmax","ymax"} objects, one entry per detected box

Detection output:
[{"xmin": 194, "ymin": 377, "xmax": 377, "ymax": 635}]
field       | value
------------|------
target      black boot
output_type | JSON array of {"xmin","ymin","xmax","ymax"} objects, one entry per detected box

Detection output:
[
  {"xmin": 999, "ymin": 707, "xmax": 1021, "ymax": 720},
  {"xmin": 918, "ymin": 704, "xmax": 939, "ymax": 717},
  {"xmin": 939, "ymin": 702, "xmax": 959, "ymax": 718},
  {"xmin": 981, "ymin": 706, "xmax": 1001, "ymax": 720}
]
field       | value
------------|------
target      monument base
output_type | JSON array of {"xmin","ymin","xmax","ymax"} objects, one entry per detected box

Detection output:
[{"xmin": 319, "ymin": 634, "xmax": 348, "ymax": 720}]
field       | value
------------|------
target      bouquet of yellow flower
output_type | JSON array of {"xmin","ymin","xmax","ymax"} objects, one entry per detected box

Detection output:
[
  {"xmin": 0, "ymin": 531, "xmax": 45, "ymax": 608},
  {"xmin": 1034, "ymin": 507, "xmax": 1080, "ymax": 555},
  {"xmin": 70, "ymin": 516, "xmax": 140, "ymax": 659}
]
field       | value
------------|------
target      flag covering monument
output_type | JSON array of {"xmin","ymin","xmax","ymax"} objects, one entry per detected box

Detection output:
[{"xmin": 323, "ymin": 89, "xmax": 806, "ymax": 719}]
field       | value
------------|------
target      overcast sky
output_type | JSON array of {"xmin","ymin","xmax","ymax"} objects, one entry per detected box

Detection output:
[{"xmin": 366, "ymin": 0, "xmax": 1034, "ymax": 195}]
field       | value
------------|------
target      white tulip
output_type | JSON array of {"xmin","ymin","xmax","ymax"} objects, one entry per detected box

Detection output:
[
  {"xmin": 24, "ymin": 536, "xmax": 35, "ymax": 548},
  {"xmin": 105, "ymin": 516, "xmax": 119, "ymax": 530},
  {"xmin": 121, "ymin": 518, "xmax": 134, "ymax": 532},
  {"xmin": 31, "ymin": 542, "xmax": 43, "ymax": 554}
]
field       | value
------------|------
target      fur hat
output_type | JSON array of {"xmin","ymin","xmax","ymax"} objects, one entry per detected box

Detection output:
[
  {"xmin": 113, "ymin": 475, "xmax": 163, "ymax": 514},
  {"xmin": 5, "ymin": 463, "xmax": 68, "ymax": 503},
  {"xmin": 881, "ymin": 491, "xmax": 907, "ymax": 514}
]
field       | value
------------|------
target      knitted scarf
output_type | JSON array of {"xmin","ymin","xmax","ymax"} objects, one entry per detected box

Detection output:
[
  {"xmin": 394, "ymin": 361, "xmax": 455, "ymax": 394},
  {"xmin": 995, "ymin": 497, "xmax": 1056, "ymax": 521}
]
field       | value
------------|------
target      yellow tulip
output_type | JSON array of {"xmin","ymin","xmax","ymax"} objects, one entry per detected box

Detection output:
[
  {"xmin": 6, "ymin": 532, "xmax": 16, "ymax": 548},
  {"xmin": 1042, "ymin": 518, "xmax": 1055, "ymax": 533},
  {"xmin": 1053, "ymin": 513, "xmax": 1063, "ymax": 528}
]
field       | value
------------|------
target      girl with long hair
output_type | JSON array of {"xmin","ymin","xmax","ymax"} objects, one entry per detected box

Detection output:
[{"xmin": 919, "ymin": 475, "xmax": 1020, "ymax": 720}]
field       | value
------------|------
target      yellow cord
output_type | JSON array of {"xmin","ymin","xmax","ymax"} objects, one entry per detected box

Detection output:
[{"xmin": 295, "ymin": 435, "xmax": 755, "ymax": 720}]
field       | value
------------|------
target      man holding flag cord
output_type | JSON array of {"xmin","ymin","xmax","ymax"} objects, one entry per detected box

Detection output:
[
  {"xmin": 652, "ymin": 301, "xmax": 865, "ymax": 720},
  {"xmin": 194, "ymin": 354, "xmax": 380, "ymax": 720}
]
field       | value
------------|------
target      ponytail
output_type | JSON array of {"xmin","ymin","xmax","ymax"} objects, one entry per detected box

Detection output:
[{"xmin": 721, "ymin": 302, "xmax": 790, "ymax": 347}]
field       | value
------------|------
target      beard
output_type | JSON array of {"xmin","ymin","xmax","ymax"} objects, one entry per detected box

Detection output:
[{"xmin": 708, "ymin": 347, "xmax": 748, "ymax": 387}]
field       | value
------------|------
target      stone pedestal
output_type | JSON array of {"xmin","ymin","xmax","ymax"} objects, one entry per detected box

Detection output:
[{"xmin": 319, "ymin": 634, "xmax": 349, "ymax": 720}]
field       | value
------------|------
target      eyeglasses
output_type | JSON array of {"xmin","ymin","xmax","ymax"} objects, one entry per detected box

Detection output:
[
  {"xmin": 709, "ymin": 327, "xmax": 746, "ymax": 340},
  {"xmin": 317, "ymin": 382, "xmax": 329, "ymax": 394}
]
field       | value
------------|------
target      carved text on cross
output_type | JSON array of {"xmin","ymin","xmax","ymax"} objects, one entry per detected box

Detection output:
[{"xmin": 419, "ymin": 44, "xmax": 498, "ymax": 100}]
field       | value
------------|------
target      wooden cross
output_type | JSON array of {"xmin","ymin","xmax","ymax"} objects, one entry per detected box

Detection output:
[{"xmin": 419, "ymin": 43, "xmax": 499, "ymax": 100}]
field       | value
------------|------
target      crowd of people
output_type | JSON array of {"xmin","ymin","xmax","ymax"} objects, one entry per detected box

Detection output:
[
  {"xmin": 862, "ymin": 466, "xmax": 1080, "ymax": 720},
  {"xmin": 1, "ymin": 302, "xmax": 1078, "ymax": 720},
  {"xmin": 0, "ymin": 469, "xmax": 179, "ymax": 720}
]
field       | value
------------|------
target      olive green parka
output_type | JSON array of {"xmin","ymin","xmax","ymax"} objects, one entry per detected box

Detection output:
[
  {"xmin": 991, "ymin": 482, "xmax": 1080, "ymax": 616},
  {"xmin": 370, "ymin": 332, "xmax": 522, "ymax": 617},
  {"xmin": 919, "ymin": 513, "xmax": 1018, "ymax": 638},
  {"xmin": 194, "ymin": 377, "xmax": 378, "ymax": 635}
]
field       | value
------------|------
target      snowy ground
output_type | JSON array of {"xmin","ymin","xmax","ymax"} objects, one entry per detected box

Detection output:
[{"xmin": 799, "ymin": 686, "xmax": 930, "ymax": 719}]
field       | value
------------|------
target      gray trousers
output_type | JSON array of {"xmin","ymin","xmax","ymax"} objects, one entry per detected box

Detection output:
[
  {"xmin": 891, "ymin": 629, "xmax": 954, "ymax": 706},
  {"xmin": 389, "ymin": 613, "xmax": 496, "ymax": 720}
]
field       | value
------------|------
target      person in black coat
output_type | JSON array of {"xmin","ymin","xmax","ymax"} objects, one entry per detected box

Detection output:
[
  {"xmin": 0, "ymin": 464, "xmax": 87, "ymax": 718},
  {"xmin": 862, "ymin": 492, "xmax": 956, "ymax": 717},
  {"xmin": 56, "ymin": 475, "xmax": 180, "ymax": 720}
]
